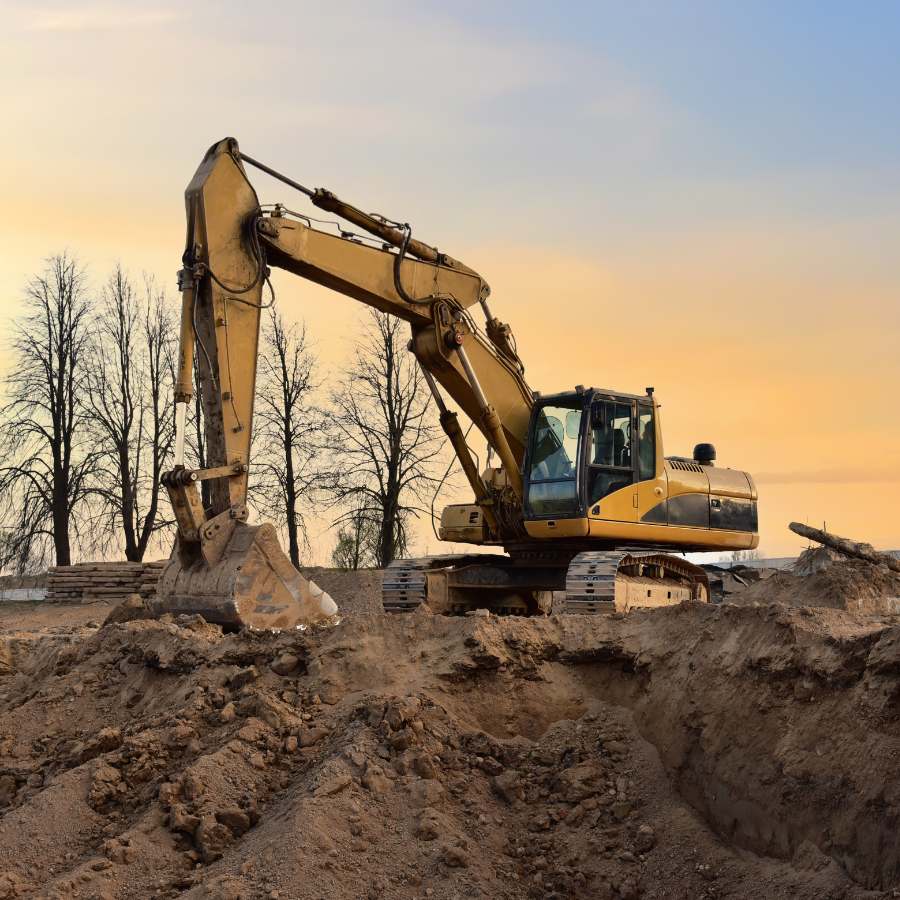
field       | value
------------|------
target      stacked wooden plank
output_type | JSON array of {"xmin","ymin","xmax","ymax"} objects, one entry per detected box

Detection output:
[
  {"xmin": 46, "ymin": 560, "xmax": 167, "ymax": 604},
  {"xmin": 139, "ymin": 560, "xmax": 167, "ymax": 600}
]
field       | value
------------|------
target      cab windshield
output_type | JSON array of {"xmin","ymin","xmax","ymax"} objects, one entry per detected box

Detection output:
[{"xmin": 526, "ymin": 399, "xmax": 584, "ymax": 516}]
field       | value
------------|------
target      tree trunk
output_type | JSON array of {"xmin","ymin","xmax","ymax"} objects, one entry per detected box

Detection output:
[
  {"xmin": 284, "ymin": 437, "xmax": 300, "ymax": 569},
  {"xmin": 52, "ymin": 490, "xmax": 71, "ymax": 566}
]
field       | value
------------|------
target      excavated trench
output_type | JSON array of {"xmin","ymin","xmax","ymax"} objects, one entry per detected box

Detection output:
[{"xmin": 442, "ymin": 603, "xmax": 900, "ymax": 891}]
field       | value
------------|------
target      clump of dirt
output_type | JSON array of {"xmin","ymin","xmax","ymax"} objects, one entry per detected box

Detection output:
[
  {"xmin": 734, "ymin": 559, "xmax": 900, "ymax": 614},
  {"xmin": 2, "ymin": 586, "xmax": 900, "ymax": 898}
]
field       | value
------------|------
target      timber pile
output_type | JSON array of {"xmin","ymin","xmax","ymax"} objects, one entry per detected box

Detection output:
[{"xmin": 46, "ymin": 560, "xmax": 166, "ymax": 603}]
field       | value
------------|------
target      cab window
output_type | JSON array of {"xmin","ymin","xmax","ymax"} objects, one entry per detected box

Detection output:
[
  {"xmin": 526, "ymin": 400, "xmax": 583, "ymax": 516},
  {"xmin": 637, "ymin": 403, "xmax": 655, "ymax": 481},
  {"xmin": 589, "ymin": 399, "xmax": 634, "ymax": 504}
]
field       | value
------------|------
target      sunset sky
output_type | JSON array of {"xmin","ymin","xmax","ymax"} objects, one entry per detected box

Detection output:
[{"xmin": 1, "ymin": 1, "xmax": 898, "ymax": 561}]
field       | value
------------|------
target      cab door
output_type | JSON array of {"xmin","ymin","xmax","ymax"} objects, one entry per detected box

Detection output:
[
  {"xmin": 635, "ymin": 400, "xmax": 668, "ymax": 525},
  {"xmin": 585, "ymin": 397, "xmax": 638, "ymax": 523}
]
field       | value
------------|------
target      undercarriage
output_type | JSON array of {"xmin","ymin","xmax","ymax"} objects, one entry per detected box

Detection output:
[{"xmin": 382, "ymin": 548, "xmax": 709, "ymax": 616}]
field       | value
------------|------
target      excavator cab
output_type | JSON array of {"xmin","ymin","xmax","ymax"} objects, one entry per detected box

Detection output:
[
  {"xmin": 523, "ymin": 389, "xmax": 655, "ymax": 524},
  {"xmin": 522, "ymin": 387, "xmax": 757, "ymax": 556}
]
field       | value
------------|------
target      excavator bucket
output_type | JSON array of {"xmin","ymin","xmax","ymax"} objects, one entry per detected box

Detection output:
[{"xmin": 150, "ymin": 522, "xmax": 337, "ymax": 631}]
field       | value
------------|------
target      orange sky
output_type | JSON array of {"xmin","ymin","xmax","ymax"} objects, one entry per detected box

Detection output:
[{"xmin": 1, "ymin": 2, "xmax": 898, "ymax": 562}]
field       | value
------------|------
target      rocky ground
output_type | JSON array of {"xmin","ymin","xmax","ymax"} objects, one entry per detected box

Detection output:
[{"xmin": 1, "ymin": 563, "xmax": 900, "ymax": 899}]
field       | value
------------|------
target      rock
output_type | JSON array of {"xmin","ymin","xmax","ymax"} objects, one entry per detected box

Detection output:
[
  {"xmin": 319, "ymin": 685, "xmax": 341, "ymax": 705},
  {"xmin": 385, "ymin": 697, "xmax": 421, "ymax": 731},
  {"xmin": 166, "ymin": 724, "xmax": 197, "ymax": 750},
  {"xmin": 229, "ymin": 667, "xmax": 259, "ymax": 690},
  {"xmin": 411, "ymin": 753, "xmax": 437, "ymax": 779},
  {"xmin": 389, "ymin": 729, "xmax": 415, "ymax": 752},
  {"xmin": 216, "ymin": 806, "xmax": 252, "ymax": 836},
  {"xmin": 612, "ymin": 801, "xmax": 632, "ymax": 820},
  {"xmin": 0, "ymin": 776, "xmax": 17, "ymax": 807},
  {"xmin": 407, "ymin": 779, "xmax": 445, "ymax": 808},
  {"xmin": 181, "ymin": 771, "xmax": 202, "ymax": 801},
  {"xmin": 158, "ymin": 781, "xmax": 180, "ymax": 805},
  {"xmin": 415, "ymin": 808, "xmax": 441, "ymax": 840},
  {"xmin": 79, "ymin": 727, "xmax": 123, "ymax": 762},
  {"xmin": 220, "ymin": 702, "xmax": 237, "ymax": 724},
  {"xmin": 558, "ymin": 762, "xmax": 603, "ymax": 803},
  {"xmin": 195, "ymin": 815, "xmax": 233, "ymax": 862},
  {"xmin": 635, "ymin": 824, "xmax": 656, "ymax": 853},
  {"xmin": 299, "ymin": 727, "xmax": 329, "ymax": 748},
  {"xmin": 270, "ymin": 653, "xmax": 301, "ymax": 676},
  {"xmin": 492, "ymin": 770, "xmax": 522, "ymax": 804},
  {"xmin": 314, "ymin": 773, "xmax": 352, "ymax": 797},
  {"xmin": 347, "ymin": 749, "xmax": 367, "ymax": 768},
  {"xmin": 441, "ymin": 842, "xmax": 469, "ymax": 868},
  {"xmin": 169, "ymin": 804, "xmax": 201, "ymax": 835},
  {"xmin": 236, "ymin": 718, "xmax": 270, "ymax": 744},
  {"xmin": 89, "ymin": 763, "xmax": 124, "ymax": 810},
  {"xmin": 361, "ymin": 765, "xmax": 392, "ymax": 796},
  {"xmin": 102, "ymin": 838, "xmax": 137, "ymax": 864},
  {"xmin": 479, "ymin": 756, "xmax": 504, "ymax": 776},
  {"xmin": 364, "ymin": 701, "xmax": 386, "ymax": 727}
]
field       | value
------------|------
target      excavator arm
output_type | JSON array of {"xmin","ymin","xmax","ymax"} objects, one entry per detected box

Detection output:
[{"xmin": 158, "ymin": 137, "xmax": 534, "ymax": 628}]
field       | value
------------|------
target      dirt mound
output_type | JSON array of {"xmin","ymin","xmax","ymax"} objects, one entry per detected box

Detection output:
[
  {"xmin": 299, "ymin": 567, "xmax": 383, "ymax": 617},
  {"xmin": 793, "ymin": 546, "xmax": 845, "ymax": 576},
  {"xmin": 1, "ymin": 589, "xmax": 899, "ymax": 898},
  {"xmin": 734, "ymin": 559, "xmax": 900, "ymax": 613}
]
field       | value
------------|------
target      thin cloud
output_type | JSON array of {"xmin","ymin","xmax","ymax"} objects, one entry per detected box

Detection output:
[
  {"xmin": 755, "ymin": 467, "xmax": 900, "ymax": 485},
  {"xmin": 26, "ymin": 6, "xmax": 181, "ymax": 31}
]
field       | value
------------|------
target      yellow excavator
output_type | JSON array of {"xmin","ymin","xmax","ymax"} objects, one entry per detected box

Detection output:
[{"xmin": 152, "ymin": 138, "xmax": 758, "ymax": 629}]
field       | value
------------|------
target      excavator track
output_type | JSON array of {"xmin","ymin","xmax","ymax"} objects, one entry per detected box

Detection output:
[
  {"xmin": 565, "ymin": 550, "xmax": 710, "ymax": 614},
  {"xmin": 381, "ymin": 557, "xmax": 434, "ymax": 613},
  {"xmin": 382, "ymin": 554, "xmax": 551, "ymax": 616}
]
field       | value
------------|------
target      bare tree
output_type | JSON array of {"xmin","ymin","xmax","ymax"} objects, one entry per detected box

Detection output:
[
  {"xmin": 330, "ymin": 500, "xmax": 378, "ymax": 570},
  {"xmin": 325, "ymin": 311, "xmax": 443, "ymax": 568},
  {"xmin": 85, "ymin": 266, "xmax": 176, "ymax": 561},
  {"xmin": 0, "ymin": 254, "xmax": 95, "ymax": 570},
  {"xmin": 251, "ymin": 308, "xmax": 321, "ymax": 569},
  {"xmin": 730, "ymin": 548, "xmax": 761, "ymax": 564}
]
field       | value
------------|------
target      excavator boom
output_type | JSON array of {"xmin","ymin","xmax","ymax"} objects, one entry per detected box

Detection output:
[{"xmin": 157, "ymin": 138, "xmax": 536, "ymax": 628}]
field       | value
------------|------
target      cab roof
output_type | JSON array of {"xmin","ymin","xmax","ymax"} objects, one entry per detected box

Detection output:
[{"xmin": 534, "ymin": 387, "xmax": 654, "ymax": 404}]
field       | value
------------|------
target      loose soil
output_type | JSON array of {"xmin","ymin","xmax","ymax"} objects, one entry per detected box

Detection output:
[
  {"xmin": 1, "ymin": 569, "xmax": 900, "ymax": 899},
  {"xmin": 734, "ymin": 559, "xmax": 900, "ymax": 614}
]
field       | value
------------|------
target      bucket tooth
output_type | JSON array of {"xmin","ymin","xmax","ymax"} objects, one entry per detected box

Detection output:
[{"xmin": 150, "ymin": 522, "xmax": 337, "ymax": 630}]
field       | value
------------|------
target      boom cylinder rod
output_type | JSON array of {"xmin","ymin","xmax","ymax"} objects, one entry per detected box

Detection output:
[
  {"xmin": 238, "ymin": 152, "xmax": 314, "ymax": 198},
  {"xmin": 456, "ymin": 345, "xmax": 523, "ymax": 499},
  {"xmin": 172, "ymin": 277, "xmax": 197, "ymax": 469},
  {"xmin": 175, "ymin": 282, "xmax": 195, "ymax": 404},
  {"xmin": 238, "ymin": 152, "xmax": 442, "ymax": 264}
]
